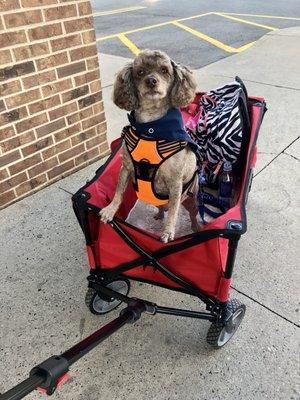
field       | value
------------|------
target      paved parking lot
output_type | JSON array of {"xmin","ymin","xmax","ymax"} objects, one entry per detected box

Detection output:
[{"xmin": 91, "ymin": 0, "xmax": 300, "ymax": 67}]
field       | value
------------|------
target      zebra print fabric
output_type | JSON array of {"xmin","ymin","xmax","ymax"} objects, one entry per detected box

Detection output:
[{"xmin": 186, "ymin": 82, "xmax": 244, "ymax": 182}]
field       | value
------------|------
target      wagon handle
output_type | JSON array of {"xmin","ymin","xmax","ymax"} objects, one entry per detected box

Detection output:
[{"xmin": 0, "ymin": 305, "xmax": 144, "ymax": 400}]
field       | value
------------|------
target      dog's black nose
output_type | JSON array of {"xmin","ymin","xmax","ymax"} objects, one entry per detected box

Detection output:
[{"xmin": 146, "ymin": 76, "xmax": 157, "ymax": 88}]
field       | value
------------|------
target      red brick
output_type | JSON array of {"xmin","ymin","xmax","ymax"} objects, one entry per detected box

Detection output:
[
  {"xmin": 0, "ymin": 49, "xmax": 12, "ymax": 65},
  {"xmin": 14, "ymin": 42, "xmax": 50, "ymax": 62},
  {"xmin": 95, "ymin": 120, "xmax": 107, "ymax": 133},
  {"xmin": 36, "ymin": 118, "xmax": 65, "ymax": 138},
  {"xmin": 93, "ymin": 102, "xmax": 105, "ymax": 117},
  {"xmin": 78, "ymin": 105, "xmax": 93, "ymax": 120},
  {"xmin": 70, "ymin": 45, "xmax": 97, "ymax": 62},
  {"xmin": 51, "ymin": 34, "xmax": 82, "ymax": 52},
  {"xmin": 28, "ymin": 157, "xmax": 58, "ymax": 178},
  {"xmin": 0, "ymin": 190, "xmax": 16, "ymax": 208},
  {"xmin": 58, "ymin": 143, "xmax": 84, "ymax": 163},
  {"xmin": 0, "ymin": 106, "xmax": 28, "ymax": 125},
  {"xmin": 82, "ymin": 112, "xmax": 105, "ymax": 130},
  {"xmin": 61, "ymin": 85, "xmax": 89, "ymax": 103},
  {"xmin": 0, "ymin": 0, "xmax": 20, "ymax": 12},
  {"xmin": 47, "ymin": 159, "xmax": 74, "ymax": 180},
  {"xmin": 49, "ymin": 102, "xmax": 77, "ymax": 121},
  {"xmin": 4, "ymin": 10, "xmax": 42, "ymax": 29},
  {"xmin": 57, "ymin": 61, "xmax": 86, "ymax": 79},
  {"xmin": 70, "ymin": 127, "xmax": 96, "ymax": 146},
  {"xmin": 81, "ymin": 30, "xmax": 96, "ymax": 44},
  {"xmin": 75, "ymin": 147, "xmax": 99, "ymax": 166},
  {"xmin": 23, "ymin": 70, "xmax": 56, "ymax": 90},
  {"xmin": 0, "ymin": 126, "xmax": 15, "ymax": 140},
  {"xmin": 44, "ymin": 4, "xmax": 77, "ymax": 21},
  {"xmin": 65, "ymin": 16, "xmax": 93, "ymax": 33},
  {"xmin": 54, "ymin": 123, "xmax": 81, "ymax": 142},
  {"xmin": 16, "ymin": 173, "xmax": 47, "ymax": 196},
  {"xmin": 36, "ymin": 51, "xmax": 68, "ymax": 71},
  {"xmin": 15, "ymin": 112, "xmax": 48, "ymax": 133},
  {"xmin": 9, "ymin": 153, "xmax": 42, "ymax": 175},
  {"xmin": 0, "ymin": 80, "xmax": 22, "ymax": 96},
  {"xmin": 0, "ymin": 172, "xmax": 27, "ymax": 193},
  {"xmin": 22, "ymin": 136, "xmax": 53, "ymax": 157},
  {"xmin": 21, "ymin": 0, "xmax": 57, "ymax": 6},
  {"xmin": 29, "ymin": 94, "xmax": 60, "ymax": 114},
  {"xmin": 78, "ymin": 1, "xmax": 92, "ymax": 16},
  {"xmin": 42, "ymin": 139, "xmax": 71, "ymax": 160},
  {"xmin": 28, "ymin": 23, "xmax": 62, "ymax": 41},
  {"xmin": 100, "ymin": 141, "xmax": 109, "ymax": 153},
  {"xmin": 90, "ymin": 80, "xmax": 101, "ymax": 93},
  {"xmin": 74, "ymin": 70, "xmax": 99, "ymax": 86},
  {"xmin": 0, "ymin": 61, "xmax": 35, "ymax": 82},
  {"xmin": 0, "ymin": 131, "xmax": 35, "ymax": 153},
  {"xmin": 42, "ymin": 78, "xmax": 72, "ymax": 97},
  {"xmin": 5, "ymin": 88, "xmax": 41, "ymax": 109},
  {"xmin": 86, "ymin": 134, "xmax": 106, "ymax": 150},
  {"xmin": 0, "ymin": 168, "xmax": 9, "ymax": 181},
  {"xmin": 0, "ymin": 31, "xmax": 27, "ymax": 50},
  {"xmin": 0, "ymin": 150, "xmax": 21, "ymax": 168},
  {"xmin": 86, "ymin": 56, "xmax": 99, "ymax": 71},
  {"xmin": 78, "ymin": 91, "xmax": 101, "ymax": 109},
  {"xmin": 0, "ymin": 99, "xmax": 5, "ymax": 112}
]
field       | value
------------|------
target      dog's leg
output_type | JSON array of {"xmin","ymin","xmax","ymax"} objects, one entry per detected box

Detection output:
[
  {"xmin": 182, "ymin": 197, "xmax": 201, "ymax": 232},
  {"xmin": 160, "ymin": 182, "xmax": 181, "ymax": 243},
  {"xmin": 154, "ymin": 205, "xmax": 165, "ymax": 220},
  {"xmin": 99, "ymin": 166, "xmax": 130, "ymax": 223}
]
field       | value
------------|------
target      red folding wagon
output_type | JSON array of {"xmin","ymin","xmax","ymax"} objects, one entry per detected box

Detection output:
[{"xmin": 1, "ymin": 93, "xmax": 266, "ymax": 400}]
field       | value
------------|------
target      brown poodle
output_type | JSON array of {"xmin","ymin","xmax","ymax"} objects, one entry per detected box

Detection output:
[{"xmin": 100, "ymin": 50, "xmax": 199, "ymax": 242}]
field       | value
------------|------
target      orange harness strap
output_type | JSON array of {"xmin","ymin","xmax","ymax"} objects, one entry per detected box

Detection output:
[{"xmin": 122, "ymin": 126, "xmax": 187, "ymax": 206}]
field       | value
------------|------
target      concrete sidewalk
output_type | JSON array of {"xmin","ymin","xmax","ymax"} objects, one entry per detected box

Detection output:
[{"xmin": 0, "ymin": 28, "xmax": 299, "ymax": 400}]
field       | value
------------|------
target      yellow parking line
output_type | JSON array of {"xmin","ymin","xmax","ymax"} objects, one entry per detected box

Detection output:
[
  {"xmin": 223, "ymin": 12, "xmax": 300, "ymax": 21},
  {"xmin": 237, "ymin": 41, "xmax": 255, "ymax": 52},
  {"xmin": 214, "ymin": 13, "xmax": 277, "ymax": 30},
  {"xmin": 118, "ymin": 33, "xmax": 140, "ymax": 55},
  {"xmin": 96, "ymin": 12, "xmax": 213, "ymax": 42},
  {"xmin": 172, "ymin": 21, "xmax": 238, "ymax": 53},
  {"xmin": 178, "ymin": 12, "xmax": 214, "ymax": 22},
  {"xmin": 93, "ymin": 6, "xmax": 146, "ymax": 17}
]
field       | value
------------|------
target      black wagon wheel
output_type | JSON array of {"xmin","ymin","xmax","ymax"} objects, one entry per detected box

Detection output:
[
  {"xmin": 85, "ymin": 279, "xmax": 130, "ymax": 315},
  {"xmin": 206, "ymin": 298, "xmax": 246, "ymax": 348}
]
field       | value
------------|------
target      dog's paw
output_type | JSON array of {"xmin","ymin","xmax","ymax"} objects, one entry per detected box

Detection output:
[
  {"xmin": 160, "ymin": 230, "xmax": 175, "ymax": 243},
  {"xmin": 99, "ymin": 205, "xmax": 117, "ymax": 223}
]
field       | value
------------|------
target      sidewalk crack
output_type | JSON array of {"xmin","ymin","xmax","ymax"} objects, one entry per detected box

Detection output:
[
  {"xmin": 283, "ymin": 152, "xmax": 300, "ymax": 162},
  {"xmin": 254, "ymin": 136, "xmax": 300, "ymax": 178},
  {"xmin": 231, "ymin": 285, "xmax": 300, "ymax": 328},
  {"xmin": 58, "ymin": 187, "xmax": 74, "ymax": 196}
]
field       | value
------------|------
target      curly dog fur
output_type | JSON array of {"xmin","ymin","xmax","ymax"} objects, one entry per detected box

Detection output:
[{"xmin": 100, "ymin": 50, "xmax": 199, "ymax": 242}]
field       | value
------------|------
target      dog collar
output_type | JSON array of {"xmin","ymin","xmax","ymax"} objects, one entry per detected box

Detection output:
[{"xmin": 127, "ymin": 108, "xmax": 200, "ymax": 153}]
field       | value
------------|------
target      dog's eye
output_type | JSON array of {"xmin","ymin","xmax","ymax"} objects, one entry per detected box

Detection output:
[
  {"xmin": 161, "ymin": 67, "xmax": 168, "ymax": 74},
  {"xmin": 137, "ymin": 69, "xmax": 144, "ymax": 76}
]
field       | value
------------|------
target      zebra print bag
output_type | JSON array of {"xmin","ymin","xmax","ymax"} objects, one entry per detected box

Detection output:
[{"xmin": 185, "ymin": 78, "xmax": 250, "ymax": 184}]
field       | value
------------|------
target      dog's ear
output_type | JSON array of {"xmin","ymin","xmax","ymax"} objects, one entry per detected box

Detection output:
[
  {"xmin": 112, "ymin": 63, "xmax": 139, "ymax": 111},
  {"xmin": 170, "ymin": 61, "xmax": 197, "ymax": 108}
]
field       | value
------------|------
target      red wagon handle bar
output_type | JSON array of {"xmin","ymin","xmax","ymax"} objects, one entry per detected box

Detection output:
[{"xmin": 0, "ymin": 307, "xmax": 141, "ymax": 400}]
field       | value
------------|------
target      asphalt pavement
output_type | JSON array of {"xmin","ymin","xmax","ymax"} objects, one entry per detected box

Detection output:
[{"xmin": 92, "ymin": 0, "xmax": 300, "ymax": 67}]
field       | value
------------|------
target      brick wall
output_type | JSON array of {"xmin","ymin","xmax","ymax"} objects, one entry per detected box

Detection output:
[{"xmin": 0, "ymin": 0, "xmax": 109, "ymax": 209}]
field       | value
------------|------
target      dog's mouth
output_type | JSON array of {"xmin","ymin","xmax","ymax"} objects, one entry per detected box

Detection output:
[{"xmin": 145, "ymin": 89, "xmax": 162, "ymax": 97}]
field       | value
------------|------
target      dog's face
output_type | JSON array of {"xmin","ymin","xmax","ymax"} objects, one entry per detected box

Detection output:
[
  {"xmin": 132, "ymin": 50, "xmax": 174, "ymax": 102},
  {"xmin": 113, "ymin": 49, "xmax": 197, "ymax": 111}
]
